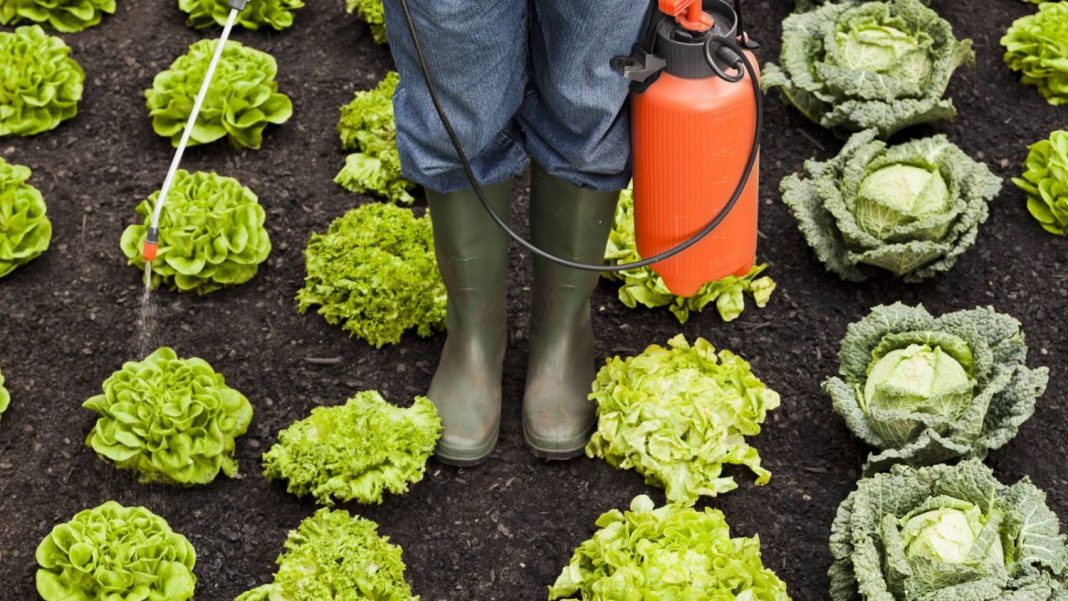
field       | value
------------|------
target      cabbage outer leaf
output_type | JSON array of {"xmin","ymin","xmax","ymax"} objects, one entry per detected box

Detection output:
[
  {"xmin": 0, "ymin": 26, "xmax": 84, "ymax": 137},
  {"xmin": 829, "ymin": 460, "xmax": 1068, "ymax": 601},
  {"xmin": 36, "ymin": 501, "xmax": 197, "ymax": 601},
  {"xmin": 234, "ymin": 508, "xmax": 416, "ymax": 601},
  {"xmin": 263, "ymin": 391, "xmax": 441, "ymax": 505},
  {"xmin": 1013, "ymin": 130, "xmax": 1068, "ymax": 235},
  {"xmin": 345, "ymin": 0, "xmax": 386, "ymax": 44},
  {"xmin": 586, "ymin": 334, "xmax": 780, "ymax": 505},
  {"xmin": 781, "ymin": 129, "xmax": 1001, "ymax": 282},
  {"xmin": 178, "ymin": 0, "xmax": 304, "ymax": 30},
  {"xmin": 763, "ymin": 0, "xmax": 973, "ymax": 137},
  {"xmin": 1002, "ymin": 3, "xmax": 1068, "ymax": 106},
  {"xmin": 826, "ymin": 303, "xmax": 1048, "ymax": 473},
  {"xmin": 0, "ymin": 0, "xmax": 114, "ymax": 32},
  {"xmin": 0, "ymin": 157, "xmax": 51, "ymax": 278}
]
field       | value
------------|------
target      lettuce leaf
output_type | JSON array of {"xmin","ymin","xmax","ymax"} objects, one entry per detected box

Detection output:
[
  {"xmin": 1002, "ymin": 2, "xmax": 1068, "ymax": 105},
  {"xmin": 0, "ymin": 156, "xmax": 51, "ymax": 278}
]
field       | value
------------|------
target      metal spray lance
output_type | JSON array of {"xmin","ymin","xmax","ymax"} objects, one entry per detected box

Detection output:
[{"xmin": 141, "ymin": 0, "xmax": 249, "ymax": 263}]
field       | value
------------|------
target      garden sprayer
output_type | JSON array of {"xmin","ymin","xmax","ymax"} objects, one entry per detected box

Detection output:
[
  {"xmin": 397, "ymin": 0, "xmax": 763, "ymax": 296},
  {"xmin": 141, "ymin": 0, "xmax": 249, "ymax": 266}
]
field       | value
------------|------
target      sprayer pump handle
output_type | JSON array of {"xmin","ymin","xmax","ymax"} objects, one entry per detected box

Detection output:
[{"xmin": 658, "ymin": 0, "xmax": 712, "ymax": 32}]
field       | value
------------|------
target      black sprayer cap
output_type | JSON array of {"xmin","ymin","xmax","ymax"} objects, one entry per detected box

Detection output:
[{"xmin": 656, "ymin": 0, "xmax": 738, "ymax": 79}]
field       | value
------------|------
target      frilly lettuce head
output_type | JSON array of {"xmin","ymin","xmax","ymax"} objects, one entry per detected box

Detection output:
[
  {"xmin": 603, "ymin": 186, "xmax": 776, "ymax": 323},
  {"xmin": 336, "ymin": 71, "xmax": 414, "ymax": 205},
  {"xmin": 763, "ymin": 0, "xmax": 974, "ymax": 137},
  {"xmin": 0, "ymin": 26, "xmax": 84, "ymax": 137},
  {"xmin": 0, "ymin": 368, "xmax": 9, "ymax": 425},
  {"xmin": 345, "ymin": 0, "xmax": 386, "ymax": 44},
  {"xmin": 1014, "ymin": 130, "xmax": 1068, "ymax": 235},
  {"xmin": 296, "ymin": 203, "xmax": 446, "ymax": 348},
  {"xmin": 0, "ymin": 157, "xmax": 51, "ymax": 278},
  {"xmin": 781, "ymin": 129, "xmax": 1001, "ymax": 282},
  {"xmin": 145, "ymin": 39, "xmax": 292, "ymax": 150},
  {"xmin": 1002, "ymin": 2, "xmax": 1068, "ymax": 106},
  {"xmin": 826, "ymin": 303, "xmax": 1048, "ymax": 473},
  {"xmin": 83, "ymin": 347, "xmax": 254, "ymax": 486},
  {"xmin": 178, "ymin": 0, "xmax": 304, "ymax": 30},
  {"xmin": 36, "ymin": 501, "xmax": 197, "ymax": 601},
  {"xmin": 235, "ymin": 508, "xmax": 416, "ymax": 601},
  {"xmin": 830, "ymin": 459, "xmax": 1068, "ymax": 601},
  {"xmin": 550, "ymin": 495, "xmax": 791, "ymax": 600},
  {"xmin": 586, "ymin": 334, "xmax": 781, "ymax": 505},
  {"xmin": 0, "ymin": 0, "xmax": 114, "ymax": 32},
  {"xmin": 263, "ymin": 391, "xmax": 441, "ymax": 505},
  {"xmin": 119, "ymin": 170, "xmax": 272, "ymax": 294}
]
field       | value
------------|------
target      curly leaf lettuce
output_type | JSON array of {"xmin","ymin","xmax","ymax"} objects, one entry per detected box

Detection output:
[
  {"xmin": 1014, "ymin": 130, "xmax": 1068, "ymax": 235},
  {"xmin": 179, "ymin": 0, "xmax": 304, "ymax": 30},
  {"xmin": 345, "ymin": 0, "xmax": 386, "ymax": 44},
  {"xmin": 296, "ymin": 203, "xmax": 446, "ymax": 348},
  {"xmin": 84, "ymin": 347, "xmax": 254, "ymax": 486},
  {"xmin": 0, "ymin": 157, "xmax": 51, "ymax": 278},
  {"xmin": 235, "ymin": 508, "xmax": 416, "ymax": 601},
  {"xmin": 0, "ymin": 368, "xmax": 9, "ymax": 425},
  {"xmin": 36, "ymin": 502, "xmax": 197, "ymax": 601},
  {"xmin": 0, "ymin": 26, "xmax": 83, "ymax": 137},
  {"xmin": 550, "ymin": 495, "xmax": 791, "ymax": 600},
  {"xmin": 336, "ymin": 71, "xmax": 413, "ymax": 205},
  {"xmin": 586, "ymin": 335, "xmax": 780, "ymax": 505},
  {"xmin": 763, "ymin": 0, "xmax": 974, "ymax": 137},
  {"xmin": 827, "ymin": 303, "xmax": 1048, "ymax": 473},
  {"xmin": 146, "ymin": 40, "xmax": 292, "ymax": 150},
  {"xmin": 1003, "ymin": 2, "xmax": 1068, "ymax": 105},
  {"xmin": 263, "ymin": 391, "xmax": 441, "ymax": 505},
  {"xmin": 781, "ymin": 129, "xmax": 1001, "ymax": 282},
  {"xmin": 604, "ymin": 186, "xmax": 775, "ymax": 323},
  {"xmin": 829, "ymin": 459, "xmax": 1068, "ymax": 601},
  {"xmin": 119, "ymin": 170, "xmax": 272, "ymax": 294},
  {"xmin": 0, "ymin": 0, "xmax": 114, "ymax": 32}
]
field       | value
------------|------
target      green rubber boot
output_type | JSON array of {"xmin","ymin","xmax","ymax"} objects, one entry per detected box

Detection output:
[
  {"xmin": 426, "ymin": 181, "xmax": 513, "ymax": 466},
  {"xmin": 524, "ymin": 163, "xmax": 620, "ymax": 459}
]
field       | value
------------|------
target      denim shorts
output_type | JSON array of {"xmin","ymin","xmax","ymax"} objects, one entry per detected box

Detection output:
[{"xmin": 381, "ymin": 0, "xmax": 652, "ymax": 193}]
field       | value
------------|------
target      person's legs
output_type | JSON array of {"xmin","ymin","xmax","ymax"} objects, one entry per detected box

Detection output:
[
  {"xmin": 382, "ymin": 0, "xmax": 527, "ymax": 464},
  {"xmin": 520, "ymin": 1, "xmax": 650, "ymax": 458}
]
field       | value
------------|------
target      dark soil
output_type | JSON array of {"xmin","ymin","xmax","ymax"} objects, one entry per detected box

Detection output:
[{"xmin": 0, "ymin": 1, "xmax": 1065, "ymax": 600}]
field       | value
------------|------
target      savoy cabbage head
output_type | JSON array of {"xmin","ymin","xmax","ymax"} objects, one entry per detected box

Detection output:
[
  {"xmin": 763, "ymin": 0, "xmax": 974, "ymax": 138},
  {"xmin": 781, "ymin": 129, "xmax": 1001, "ymax": 282},
  {"xmin": 0, "ymin": 0, "xmax": 114, "ymax": 32},
  {"xmin": 603, "ymin": 186, "xmax": 775, "ymax": 323},
  {"xmin": 830, "ymin": 459, "xmax": 1068, "ymax": 601},
  {"xmin": 0, "ymin": 26, "xmax": 84, "ymax": 137},
  {"xmin": 179, "ymin": 0, "xmax": 305, "ymax": 30},
  {"xmin": 263, "ymin": 391, "xmax": 441, "ymax": 505},
  {"xmin": 1014, "ymin": 130, "xmax": 1068, "ymax": 236},
  {"xmin": 235, "ymin": 508, "xmax": 416, "ymax": 601},
  {"xmin": 826, "ymin": 303, "xmax": 1048, "ymax": 473},
  {"xmin": 0, "ymin": 157, "xmax": 51, "ymax": 278},
  {"xmin": 550, "ymin": 495, "xmax": 791, "ymax": 600},
  {"xmin": 336, "ymin": 71, "xmax": 414, "ymax": 205},
  {"xmin": 1002, "ymin": 2, "xmax": 1068, "ymax": 106},
  {"xmin": 36, "ymin": 502, "xmax": 197, "ymax": 601}
]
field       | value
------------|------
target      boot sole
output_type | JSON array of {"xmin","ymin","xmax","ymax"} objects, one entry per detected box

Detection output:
[
  {"xmin": 523, "ymin": 421, "xmax": 594, "ymax": 461},
  {"xmin": 434, "ymin": 422, "xmax": 500, "ymax": 467}
]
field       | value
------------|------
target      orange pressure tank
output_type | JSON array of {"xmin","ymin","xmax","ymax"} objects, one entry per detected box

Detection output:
[{"xmin": 627, "ymin": 0, "xmax": 760, "ymax": 297}]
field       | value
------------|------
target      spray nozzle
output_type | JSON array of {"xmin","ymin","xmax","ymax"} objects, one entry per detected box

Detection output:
[{"xmin": 142, "ymin": 226, "xmax": 160, "ymax": 263}]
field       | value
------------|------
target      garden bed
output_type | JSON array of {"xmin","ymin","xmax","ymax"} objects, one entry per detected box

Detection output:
[{"xmin": 0, "ymin": 1, "xmax": 1064, "ymax": 599}]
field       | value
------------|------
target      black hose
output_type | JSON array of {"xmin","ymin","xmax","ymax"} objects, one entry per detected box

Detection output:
[{"xmin": 397, "ymin": 0, "xmax": 763, "ymax": 273}]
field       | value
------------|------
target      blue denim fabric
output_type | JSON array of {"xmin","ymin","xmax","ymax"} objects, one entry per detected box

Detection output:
[{"xmin": 381, "ymin": 0, "xmax": 651, "ymax": 193}]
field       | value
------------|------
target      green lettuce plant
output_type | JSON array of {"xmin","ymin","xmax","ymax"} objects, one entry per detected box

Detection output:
[
  {"xmin": 604, "ymin": 187, "xmax": 775, "ymax": 323},
  {"xmin": 145, "ymin": 40, "xmax": 293, "ymax": 150},
  {"xmin": 235, "ymin": 508, "xmax": 416, "ymax": 601},
  {"xmin": 336, "ymin": 71, "xmax": 414, "ymax": 205},
  {"xmin": 1003, "ymin": 2, "xmax": 1068, "ymax": 105},
  {"xmin": 83, "ymin": 347, "xmax": 254, "ymax": 486},
  {"xmin": 178, "ymin": 0, "xmax": 304, "ymax": 30},
  {"xmin": 763, "ymin": 0, "xmax": 974, "ymax": 137},
  {"xmin": 263, "ymin": 391, "xmax": 441, "ymax": 505},
  {"xmin": 0, "ymin": 157, "xmax": 51, "ymax": 278},
  {"xmin": 119, "ymin": 170, "xmax": 272, "ymax": 294},
  {"xmin": 0, "ymin": 368, "xmax": 9, "ymax": 425},
  {"xmin": 0, "ymin": 26, "xmax": 84, "ymax": 137},
  {"xmin": 781, "ymin": 129, "xmax": 1001, "ymax": 282},
  {"xmin": 36, "ymin": 501, "xmax": 197, "ymax": 601},
  {"xmin": 1014, "ymin": 130, "xmax": 1068, "ymax": 235},
  {"xmin": 346, "ymin": 0, "xmax": 386, "ymax": 44},
  {"xmin": 827, "ymin": 303, "xmax": 1048, "ymax": 473},
  {"xmin": 297, "ymin": 203, "xmax": 446, "ymax": 348},
  {"xmin": 550, "ymin": 494, "xmax": 791, "ymax": 600},
  {"xmin": 829, "ymin": 459, "xmax": 1068, "ymax": 601},
  {"xmin": 0, "ymin": 0, "xmax": 114, "ymax": 32},
  {"xmin": 586, "ymin": 334, "xmax": 780, "ymax": 505}
]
